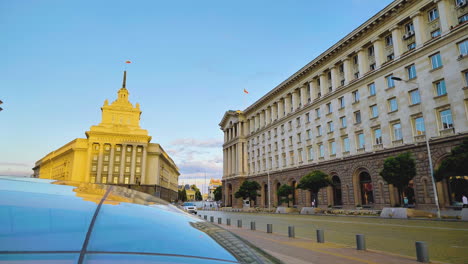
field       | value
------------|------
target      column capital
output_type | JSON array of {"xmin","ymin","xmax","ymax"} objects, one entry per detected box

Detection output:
[
  {"xmin": 370, "ymin": 36, "xmax": 381, "ymax": 43},
  {"xmin": 341, "ymin": 57, "xmax": 351, "ymax": 62},
  {"xmin": 355, "ymin": 47, "xmax": 365, "ymax": 53},
  {"xmin": 389, "ymin": 25, "xmax": 401, "ymax": 31},
  {"xmin": 410, "ymin": 11, "xmax": 422, "ymax": 19}
]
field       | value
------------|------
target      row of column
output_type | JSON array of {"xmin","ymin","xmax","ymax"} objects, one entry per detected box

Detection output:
[
  {"xmin": 91, "ymin": 143, "xmax": 147, "ymax": 185},
  {"xmin": 223, "ymin": 142, "xmax": 247, "ymax": 177},
  {"xmin": 225, "ymin": 122, "xmax": 246, "ymax": 142},
  {"xmin": 246, "ymin": 0, "xmax": 454, "ymax": 134}
]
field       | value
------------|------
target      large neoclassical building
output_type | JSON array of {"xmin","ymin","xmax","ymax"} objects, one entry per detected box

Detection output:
[
  {"xmin": 33, "ymin": 72, "xmax": 180, "ymax": 202},
  {"xmin": 220, "ymin": 0, "xmax": 468, "ymax": 209}
]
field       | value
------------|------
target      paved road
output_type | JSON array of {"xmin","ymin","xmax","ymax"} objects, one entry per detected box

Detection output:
[{"xmin": 199, "ymin": 210, "xmax": 468, "ymax": 264}]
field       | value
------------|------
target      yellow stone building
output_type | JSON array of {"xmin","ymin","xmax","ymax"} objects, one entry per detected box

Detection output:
[{"xmin": 33, "ymin": 71, "xmax": 180, "ymax": 202}]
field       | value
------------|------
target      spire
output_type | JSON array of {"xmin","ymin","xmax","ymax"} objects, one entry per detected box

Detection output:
[{"xmin": 122, "ymin": 71, "xmax": 127, "ymax": 88}]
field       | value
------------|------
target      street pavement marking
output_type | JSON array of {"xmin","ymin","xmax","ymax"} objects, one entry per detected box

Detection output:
[{"xmin": 244, "ymin": 231, "xmax": 379, "ymax": 264}]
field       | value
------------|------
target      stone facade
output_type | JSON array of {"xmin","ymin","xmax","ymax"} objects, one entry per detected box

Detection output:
[
  {"xmin": 220, "ymin": 0, "xmax": 468, "ymax": 208},
  {"xmin": 33, "ymin": 71, "xmax": 180, "ymax": 202}
]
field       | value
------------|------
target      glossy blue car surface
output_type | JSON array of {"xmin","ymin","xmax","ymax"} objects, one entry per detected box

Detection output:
[{"xmin": 0, "ymin": 176, "xmax": 279, "ymax": 264}]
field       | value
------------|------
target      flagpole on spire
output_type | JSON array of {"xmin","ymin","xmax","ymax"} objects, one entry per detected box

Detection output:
[{"xmin": 122, "ymin": 71, "xmax": 127, "ymax": 88}]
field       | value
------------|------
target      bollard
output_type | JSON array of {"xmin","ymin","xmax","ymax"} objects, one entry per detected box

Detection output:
[
  {"xmin": 356, "ymin": 234, "xmax": 366, "ymax": 250},
  {"xmin": 204, "ymin": 215, "xmax": 207, "ymax": 220},
  {"xmin": 251, "ymin": 221, "xmax": 256, "ymax": 230},
  {"xmin": 267, "ymin": 224, "xmax": 273, "ymax": 233},
  {"xmin": 288, "ymin": 226, "xmax": 295, "ymax": 238},
  {"xmin": 218, "ymin": 217, "xmax": 222, "ymax": 224},
  {"xmin": 210, "ymin": 216, "xmax": 214, "ymax": 223},
  {"xmin": 237, "ymin": 219, "xmax": 242, "ymax": 228},
  {"xmin": 316, "ymin": 229, "xmax": 324, "ymax": 243},
  {"xmin": 415, "ymin": 241, "xmax": 429, "ymax": 263},
  {"xmin": 226, "ymin": 218, "xmax": 231, "ymax": 226}
]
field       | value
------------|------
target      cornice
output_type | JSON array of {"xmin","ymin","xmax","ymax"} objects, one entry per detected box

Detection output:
[{"xmin": 242, "ymin": 0, "xmax": 413, "ymax": 116}]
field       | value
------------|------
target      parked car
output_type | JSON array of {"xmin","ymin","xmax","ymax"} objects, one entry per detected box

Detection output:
[
  {"xmin": 0, "ymin": 176, "xmax": 280, "ymax": 264},
  {"xmin": 181, "ymin": 202, "xmax": 197, "ymax": 214}
]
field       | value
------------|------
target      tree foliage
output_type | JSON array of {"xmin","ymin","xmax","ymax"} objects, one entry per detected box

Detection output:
[
  {"xmin": 297, "ymin": 170, "xmax": 331, "ymax": 205},
  {"xmin": 213, "ymin": 186, "xmax": 222, "ymax": 201},
  {"xmin": 435, "ymin": 139, "xmax": 468, "ymax": 182},
  {"xmin": 380, "ymin": 152, "xmax": 416, "ymax": 205},
  {"xmin": 178, "ymin": 189, "xmax": 187, "ymax": 202},
  {"xmin": 277, "ymin": 184, "xmax": 294, "ymax": 207},
  {"xmin": 234, "ymin": 180, "xmax": 261, "ymax": 203},
  {"xmin": 195, "ymin": 190, "xmax": 203, "ymax": 201}
]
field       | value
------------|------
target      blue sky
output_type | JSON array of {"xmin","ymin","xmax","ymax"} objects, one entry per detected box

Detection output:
[{"xmin": 1, "ymin": 0, "xmax": 393, "ymax": 191}]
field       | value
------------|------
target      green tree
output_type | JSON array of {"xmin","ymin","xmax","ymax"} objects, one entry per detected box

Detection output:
[
  {"xmin": 297, "ymin": 170, "xmax": 331, "ymax": 206},
  {"xmin": 195, "ymin": 190, "xmax": 203, "ymax": 201},
  {"xmin": 178, "ymin": 189, "xmax": 187, "ymax": 202},
  {"xmin": 380, "ymin": 152, "xmax": 416, "ymax": 206},
  {"xmin": 191, "ymin": 184, "xmax": 200, "ymax": 192},
  {"xmin": 213, "ymin": 186, "xmax": 222, "ymax": 201},
  {"xmin": 435, "ymin": 139, "xmax": 468, "ymax": 182},
  {"xmin": 234, "ymin": 180, "xmax": 261, "ymax": 205},
  {"xmin": 277, "ymin": 184, "xmax": 294, "ymax": 207}
]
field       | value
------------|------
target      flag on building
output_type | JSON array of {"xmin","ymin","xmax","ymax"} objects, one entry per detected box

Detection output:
[
  {"xmin": 244, "ymin": 88, "xmax": 249, "ymax": 94},
  {"xmin": 125, "ymin": 60, "xmax": 132, "ymax": 64}
]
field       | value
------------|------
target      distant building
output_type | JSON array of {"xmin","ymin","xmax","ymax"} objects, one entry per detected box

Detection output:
[
  {"xmin": 220, "ymin": 0, "xmax": 468, "ymax": 209},
  {"xmin": 208, "ymin": 178, "xmax": 222, "ymax": 200},
  {"xmin": 33, "ymin": 71, "xmax": 180, "ymax": 202}
]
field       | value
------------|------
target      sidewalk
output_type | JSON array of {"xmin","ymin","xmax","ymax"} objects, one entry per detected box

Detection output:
[{"xmin": 217, "ymin": 224, "xmax": 423, "ymax": 264}]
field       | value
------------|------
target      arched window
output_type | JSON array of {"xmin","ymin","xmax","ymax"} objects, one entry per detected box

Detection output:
[
  {"xmin": 359, "ymin": 172, "xmax": 374, "ymax": 205},
  {"xmin": 332, "ymin": 176, "xmax": 342, "ymax": 206}
]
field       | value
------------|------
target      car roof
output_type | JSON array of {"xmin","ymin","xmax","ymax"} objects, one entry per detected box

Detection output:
[{"xmin": 0, "ymin": 176, "xmax": 240, "ymax": 263}]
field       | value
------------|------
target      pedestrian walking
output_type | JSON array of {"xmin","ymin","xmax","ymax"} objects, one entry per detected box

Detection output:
[{"xmin": 463, "ymin": 194, "xmax": 468, "ymax": 208}]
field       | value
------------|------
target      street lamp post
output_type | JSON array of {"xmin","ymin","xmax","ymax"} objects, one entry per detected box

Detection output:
[{"xmin": 391, "ymin": 76, "xmax": 441, "ymax": 219}]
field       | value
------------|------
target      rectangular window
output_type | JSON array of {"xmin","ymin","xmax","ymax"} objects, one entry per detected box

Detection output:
[
  {"xmin": 125, "ymin": 166, "xmax": 130, "ymax": 173},
  {"xmin": 326, "ymin": 103, "xmax": 332, "ymax": 114},
  {"xmin": 101, "ymin": 177, "xmax": 107, "ymax": 184},
  {"xmin": 464, "ymin": 71, "xmax": 468, "ymax": 86},
  {"xmin": 368, "ymin": 46, "xmax": 375, "ymax": 56},
  {"xmin": 388, "ymin": 98, "xmax": 398, "ymax": 112},
  {"xmin": 430, "ymin": 53, "xmax": 442, "ymax": 69},
  {"xmin": 298, "ymin": 149, "xmax": 303, "ymax": 163},
  {"xmin": 339, "ymin": 96, "xmax": 345, "ymax": 108},
  {"xmin": 408, "ymin": 42, "xmax": 416, "ymax": 50},
  {"xmin": 387, "ymin": 53, "xmax": 395, "ymax": 61},
  {"xmin": 289, "ymin": 151, "xmax": 294, "ymax": 165},
  {"xmin": 431, "ymin": 29, "xmax": 441, "ymax": 38},
  {"xmin": 405, "ymin": 22, "xmax": 414, "ymax": 33},
  {"xmin": 435, "ymin": 79, "xmax": 447, "ymax": 96},
  {"xmin": 354, "ymin": 72, "xmax": 360, "ymax": 79},
  {"xmin": 368, "ymin": 83, "xmax": 376, "ymax": 96},
  {"xmin": 370, "ymin": 105, "xmax": 379, "ymax": 118},
  {"xmin": 288, "ymin": 121, "xmax": 292, "ymax": 130},
  {"xmin": 340, "ymin": 116, "xmax": 347, "ymax": 128},
  {"xmin": 352, "ymin": 90, "xmax": 360, "ymax": 102},
  {"xmin": 289, "ymin": 136, "xmax": 293, "ymax": 146},
  {"xmin": 308, "ymin": 147, "xmax": 314, "ymax": 160},
  {"xmin": 385, "ymin": 35, "xmax": 393, "ymax": 46},
  {"xmin": 113, "ymin": 176, "xmax": 119, "ymax": 184},
  {"xmin": 124, "ymin": 177, "xmax": 130, "ymax": 184},
  {"xmin": 103, "ymin": 165, "xmax": 108, "ymax": 172},
  {"xmin": 306, "ymin": 113, "xmax": 310, "ymax": 122},
  {"xmin": 319, "ymin": 144, "xmax": 325, "ymax": 157},
  {"xmin": 296, "ymin": 117, "xmax": 301, "ymax": 127},
  {"xmin": 414, "ymin": 116, "xmax": 425, "ymax": 135},
  {"xmin": 115, "ymin": 156, "xmax": 120, "ymax": 162},
  {"xmin": 328, "ymin": 121, "xmax": 334, "ymax": 132},
  {"xmin": 93, "ymin": 155, "xmax": 98, "ymax": 161},
  {"xmin": 136, "ymin": 167, "xmax": 141, "ymax": 173},
  {"xmin": 315, "ymin": 108, "xmax": 321, "ymax": 118},
  {"xmin": 317, "ymin": 125, "xmax": 322, "ymax": 136},
  {"xmin": 307, "ymin": 129, "xmax": 312, "ymax": 139},
  {"xmin": 458, "ymin": 40, "xmax": 468, "ymax": 56},
  {"xmin": 386, "ymin": 75, "xmax": 395, "ymax": 88},
  {"xmin": 374, "ymin": 128, "xmax": 382, "ymax": 145},
  {"xmin": 393, "ymin": 123, "xmax": 403, "ymax": 140},
  {"xmin": 459, "ymin": 14, "xmax": 468, "ymax": 24},
  {"xmin": 370, "ymin": 63, "xmax": 376, "ymax": 71},
  {"xmin": 90, "ymin": 176, "xmax": 96, "ymax": 183},
  {"xmin": 104, "ymin": 155, "xmax": 109, "ymax": 162},
  {"xmin": 440, "ymin": 109, "xmax": 453, "ymax": 129},
  {"xmin": 357, "ymin": 133, "xmax": 365, "ymax": 149},
  {"xmin": 428, "ymin": 8, "xmax": 439, "ymax": 21},
  {"xmin": 92, "ymin": 165, "xmax": 97, "ymax": 172},
  {"xmin": 114, "ymin": 166, "xmax": 119, "ymax": 172},
  {"xmin": 330, "ymin": 141, "xmax": 336, "ymax": 155},
  {"xmin": 343, "ymin": 137, "xmax": 350, "ymax": 152},
  {"xmin": 353, "ymin": 55, "xmax": 358, "ymax": 64},
  {"xmin": 297, "ymin": 133, "xmax": 302, "ymax": 142},
  {"xmin": 355, "ymin": 111, "xmax": 361, "ymax": 124},
  {"xmin": 410, "ymin": 89, "xmax": 421, "ymax": 104},
  {"xmin": 137, "ymin": 147, "xmax": 142, "ymax": 152},
  {"xmin": 126, "ymin": 156, "xmax": 131, "ymax": 163},
  {"xmin": 407, "ymin": 64, "xmax": 417, "ymax": 79}
]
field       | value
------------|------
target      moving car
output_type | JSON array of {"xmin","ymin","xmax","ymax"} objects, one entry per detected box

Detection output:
[
  {"xmin": 0, "ymin": 176, "xmax": 280, "ymax": 264},
  {"xmin": 181, "ymin": 202, "xmax": 197, "ymax": 214}
]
